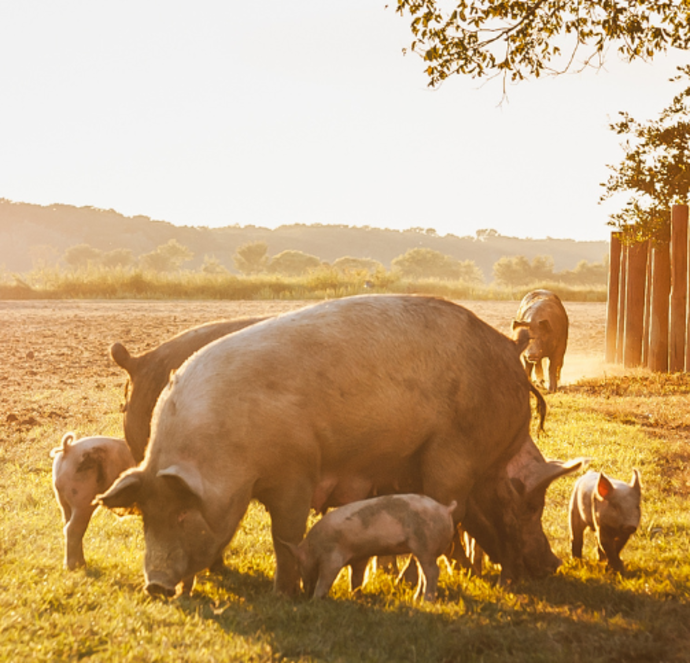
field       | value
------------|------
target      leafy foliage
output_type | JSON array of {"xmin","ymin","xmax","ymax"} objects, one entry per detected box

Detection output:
[
  {"xmin": 267, "ymin": 250, "xmax": 322, "ymax": 276},
  {"xmin": 392, "ymin": 247, "xmax": 484, "ymax": 282},
  {"xmin": 332, "ymin": 256, "xmax": 385, "ymax": 275},
  {"xmin": 101, "ymin": 248, "xmax": 134, "ymax": 269},
  {"xmin": 233, "ymin": 241, "xmax": 268, "ymax": 275},
  {"xmin": 396, "ymin": 0, "xmax": 690, "ymax": 87},
  {"xmin": 601, "ymin": 66, "xmax": 690, "ymax": 242},
  {"xmin": 139, "ymin": 239, "xmax": 194, "ymax": 272},
  {"xmin": 64, "ymin": 243, "xmax": 102, "ymax": 268},
  {"xmin": 493, "ymin": 254, "xmax": 554, "ymax": 285},
  {"xmin": 200, "ymin": 255, "xmax": 229, "ymax": 275}
]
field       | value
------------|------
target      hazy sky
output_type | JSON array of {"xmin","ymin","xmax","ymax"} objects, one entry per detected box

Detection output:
[{"xmin": 1, "ymin": 1, "xmax": 687, "ymax": 242}]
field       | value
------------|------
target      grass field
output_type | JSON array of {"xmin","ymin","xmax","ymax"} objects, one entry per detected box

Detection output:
[{"xmin": 1, "ymin": 300, "xmax": 688, "ymax": 662}]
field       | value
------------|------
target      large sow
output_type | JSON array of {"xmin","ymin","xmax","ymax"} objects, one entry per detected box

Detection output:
[
  {"xmin": 110, "ymin": 317, "xmax": 268, "ymax": 462},
  {"xmin": 99, "ymin": 295, "xmax": 557, "ymax": 597},
  {"xmin": 512, "ymin": 289, "xmax": 569, "ymax": 392}
]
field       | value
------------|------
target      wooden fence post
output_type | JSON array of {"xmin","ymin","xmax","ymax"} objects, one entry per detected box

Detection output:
[
  {"xmin": 605, "ymin": 232, "xmax": 622, "ymax": 363},
  {"xmin": 681, "ymin": 206, "xmax": 690, "ymax": 373},
  {"xmin": 648, "ymin": 239, "xmax": 671, "ymax": 372},
  {"xmin": 624, "ymin": 241, "xmax": 648, "ymax": 367},
  {"xmin": 670, "ymin": 205, "xmax": 688, "ymax": 372},
  {"xmin": 642, "ymin": 241, "xmax": 653, "ymax": 365},
  {"xmin": 616, "ymin": 243, "xmax": 628, "ymax": 364}
]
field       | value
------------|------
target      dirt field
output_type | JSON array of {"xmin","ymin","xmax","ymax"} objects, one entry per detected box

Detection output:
[{"xmin": 0, "ymin": 298, "xmax": 608, "ymax": 433}]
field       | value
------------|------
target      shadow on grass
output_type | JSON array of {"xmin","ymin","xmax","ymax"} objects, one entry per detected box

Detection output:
[{"xmin": 165, "ymin": 565, "xmax": 687, "ymax": 663}]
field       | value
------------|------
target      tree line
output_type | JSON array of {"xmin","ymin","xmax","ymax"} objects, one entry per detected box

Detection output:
[{"xmin": 60, "ymin": 240, "xmax": 607, "ymax": 287}]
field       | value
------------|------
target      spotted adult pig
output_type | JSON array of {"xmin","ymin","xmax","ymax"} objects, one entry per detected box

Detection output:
[
  {"xmin": 512, "ymin": 289, "xmax": 569, "ymax": 392},
  {"xmin": 569, "ymin": 469, "xmax": 642, "ymax": 573},
  {"xmin": 284, "ymin": 494, "xmax": 457, "ymax": 601},
  {"xmin": 111, "ymin": 317, "xmax": 268, "ymax": 462},
  {"xmin": 98, "ymin": 294, "xmax": 569, "ymax": 598},
  {"xmin": 51, "ymin": 432, "xmax": 135, "ymax": 570}
]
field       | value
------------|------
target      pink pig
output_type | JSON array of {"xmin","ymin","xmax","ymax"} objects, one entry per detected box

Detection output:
[
  {"xmin": 283, "ymin": 494, "xmax": 457, "ymax": 601},
  {"xmin": 569, "ymin": 469, "xmax": 642, "ymax": 573},
  {"xmin": 51, "ymin": 432, "xmax": 135, "ymax": 570}
]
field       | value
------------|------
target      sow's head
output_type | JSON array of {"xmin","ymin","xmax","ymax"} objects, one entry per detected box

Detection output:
[{"xmin": 96, "ymin": 463, "xmax": 225, "ymax": 598}]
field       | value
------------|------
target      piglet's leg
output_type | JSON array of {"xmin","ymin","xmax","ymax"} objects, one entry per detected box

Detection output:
[
  {"xmin": 569, "ymin": 507, "xmax": 586, "ymax": 559},
  {"xmin": 313, "ymin": 558, "xmax": 345, "ymax": 599},
  {"xmin": 64, "ymin": 507, "xmax": 94, "ymax": 570},
  {"xmin": 348, "ymin": 558, "xmax": 369, "ymax": 592}
]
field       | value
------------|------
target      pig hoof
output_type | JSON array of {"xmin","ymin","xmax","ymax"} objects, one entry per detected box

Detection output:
[
  {"xmin": 65, "ymin": 560, "xmax": 86, "ymax": 571},
  {"xmin": 145, "ymin": 582, "xmax": 176, "ymax": 599}
]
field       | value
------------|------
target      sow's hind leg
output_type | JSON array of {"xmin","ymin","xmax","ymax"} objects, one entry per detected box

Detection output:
[{"xmin": 262, "ymin": 481, "xmax": 314, "ymax": 596}]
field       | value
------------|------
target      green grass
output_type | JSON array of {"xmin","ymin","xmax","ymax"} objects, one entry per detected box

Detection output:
[
  {"xmin": 1, "ymin": 376, "xmax": 688, "ymax": 661},
  {"xmin": 0, "ymin": 265, "xmax": 607, "ymax": 302}
]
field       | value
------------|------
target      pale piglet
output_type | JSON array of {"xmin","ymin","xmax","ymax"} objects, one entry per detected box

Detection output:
[
  {"xmin": 284, "ymin": 494, "xmax": 457, "ymax": 601},
  {"xmin": 569, "ymin": 469, "xmax": 642, "ymax": 573},
  {"xmin": 51, "ymin": 433, "xmax": 135, "ymax": 570}
]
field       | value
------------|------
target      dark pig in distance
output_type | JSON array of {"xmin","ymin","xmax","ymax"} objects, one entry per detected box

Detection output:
[
  {"xmin": 98, "ymin": 295, "xmax": 566, "ymax": 598},
  {"xmin": 512, "ymin": 289, "xmax": 569, "ymax": 392},
  {"xmin": 110, "ymin": 317, "xmax": 268, "ymax": 462}
]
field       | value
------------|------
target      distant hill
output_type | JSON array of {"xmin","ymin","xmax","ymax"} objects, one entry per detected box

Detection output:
[{"xmin": 0, "ymin": 199, "xmax": 609, "ymax": 280}]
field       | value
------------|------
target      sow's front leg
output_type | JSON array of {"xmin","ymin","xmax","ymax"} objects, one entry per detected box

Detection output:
[{"xmin": 263, "ymin": 482, "xmax": 314, "ymax": 596}]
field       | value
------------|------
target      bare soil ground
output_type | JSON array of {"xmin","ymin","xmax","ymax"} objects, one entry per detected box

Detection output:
[{"xmin": 0, "ymin": 299, "xmax": 608, "ymax": 439}]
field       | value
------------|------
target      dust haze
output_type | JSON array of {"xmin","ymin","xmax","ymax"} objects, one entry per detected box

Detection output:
[{"xmin": 460, "ymin": 299, "xmax": 619, "ymax": 386}]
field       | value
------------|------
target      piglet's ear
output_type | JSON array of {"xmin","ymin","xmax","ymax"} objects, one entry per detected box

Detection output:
[
  {"xmin": 631, "ymin": 468, "xmax": 642, "ymax": 493},
  {"xmin": 596, "ymin": 473, "xmax": 614, "ymax": 500},
  {"xmin": 96, "ymin": 469, "xmax": 143, "ymax": 510}
]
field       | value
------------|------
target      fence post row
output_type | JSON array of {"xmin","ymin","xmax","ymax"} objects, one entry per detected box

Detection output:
[{"xmin": 607, "ymin": 204, "xmax": 689, "ymax": 372}]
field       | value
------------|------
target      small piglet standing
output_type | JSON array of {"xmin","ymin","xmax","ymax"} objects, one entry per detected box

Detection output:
[
  {"xmin": 569, "ymin": 469, "xmax": 642, "ymax": 573},
  {"xmin": 283, "ymin": 494, "xmax": 457, "ymax": 601},
  {"xmin": 51, "ymin": 433, "xmax": 135, "ymax": 570}
]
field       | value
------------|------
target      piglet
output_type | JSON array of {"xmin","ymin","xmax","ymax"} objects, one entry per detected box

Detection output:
[
  {"xmin": 283, "ymin": 494, "xmax": 457, "ymax": 601},
  {"xmin": 51, "ymin": 432, "xmax": 135, "ymax": 570},
  {"xmin": 569, "ymin": 469, "xmax": 642, "ymax": 573}
]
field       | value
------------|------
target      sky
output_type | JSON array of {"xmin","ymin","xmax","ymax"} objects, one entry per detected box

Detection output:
[{"xmin": 0, "ymin": 2, "xmax": 688, "ymax": 243}]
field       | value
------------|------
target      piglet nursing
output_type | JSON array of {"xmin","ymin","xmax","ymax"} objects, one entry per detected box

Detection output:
[
  {"xmin": 284, "ymin": 494, "xmax": 457, "ymax": 601},
  {"xmin": 51, "ymin": 433, "xmax": 135, "ymax": 570}
]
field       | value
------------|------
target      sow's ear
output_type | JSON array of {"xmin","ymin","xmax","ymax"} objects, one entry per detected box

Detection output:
[
  {"xmin": 157, "ymin": 464, "xmax": 205, "ymax": 505},
  {"xmin": 95, "ymin": 469, "xmax": 144, "ymax": 513},
  {"xmin": 110, "ymin": 342, "xmax": 136, "ymax": 376},
  {"xmin": 530, "ymin": 457, "xmax": 590, "ymax": 495}
]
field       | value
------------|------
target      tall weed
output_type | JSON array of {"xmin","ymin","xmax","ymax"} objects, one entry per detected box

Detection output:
[{"xmin": 0, "ymin": 265, "xmax": 607, "ymax": 301}]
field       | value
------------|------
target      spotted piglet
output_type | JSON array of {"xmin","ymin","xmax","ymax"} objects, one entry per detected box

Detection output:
[
  {"xmin": 51, "ymin": 432, "xmax": 135, "ymax": 570},
  {"xmin": 569, "ymin": 469, "xmax": 642, "ymax": 573},
  {"xmin": 283, "ymin": 494, "xmax": 457, "ymax": 601}
]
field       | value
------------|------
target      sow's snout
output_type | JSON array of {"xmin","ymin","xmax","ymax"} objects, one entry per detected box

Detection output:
[
  {"xmin": 145, "ymin": 581, "xmax": 177, "ymax": 599},
  {"xmin": 525, "ymin": 547, "xmax": 561, "ymax": 578},
  {"xmin": 144, "ymin": 568, "xmax": 180, "ymax": 599}
]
